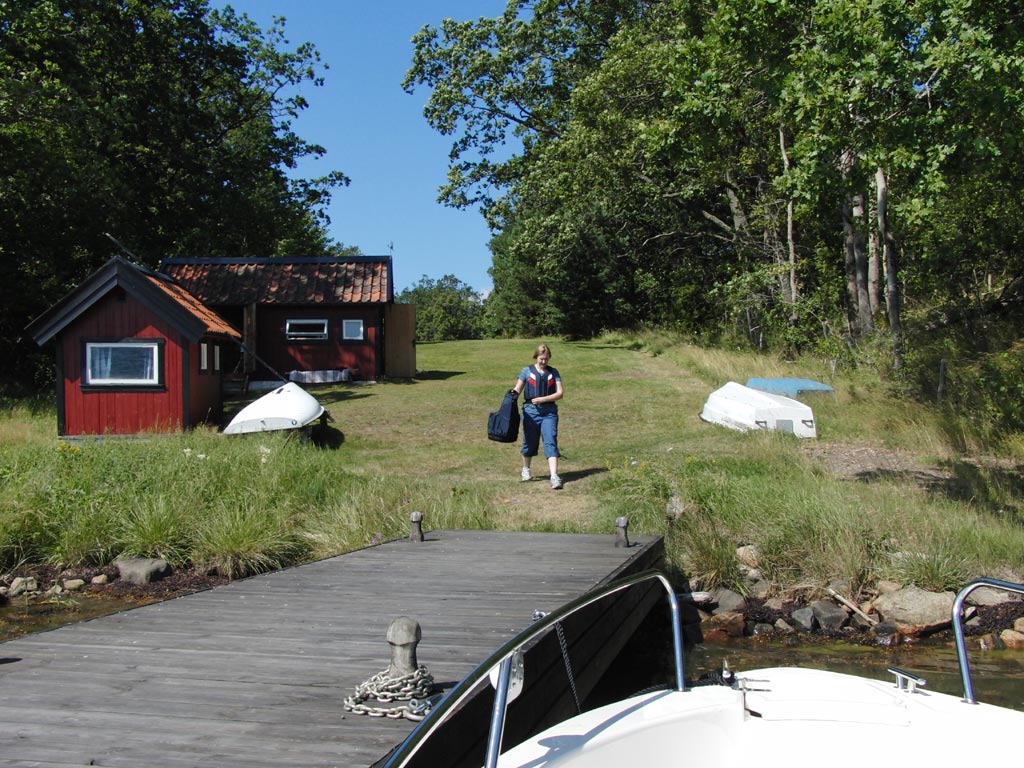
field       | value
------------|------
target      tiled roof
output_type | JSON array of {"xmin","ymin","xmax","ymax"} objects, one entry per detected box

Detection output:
[
  {"xmin": 146, "ymin": 273, "xmax": 241, "ymax": 340},
  {"xmin": 27, "ymin": 256, "xmax": 241, "ymax": 346},
  {"xmin": 161, "ymin": 257, "xmax": 392, "ymax": 306}
]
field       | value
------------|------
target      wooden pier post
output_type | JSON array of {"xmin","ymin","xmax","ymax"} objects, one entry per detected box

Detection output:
[
  {"xmin": 386, "ymin": 616, "xmax": 422, "ymax": 678},
  {"xmin": 615, "ymin": 516, "xmax": 630, "ymax": 548},
  {"xmin": 410, "ymin": 511, "xmax": 424, "ymax": 542}
]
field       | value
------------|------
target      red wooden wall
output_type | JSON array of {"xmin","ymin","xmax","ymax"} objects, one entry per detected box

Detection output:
[
  {"xmin": 255, "ymin": 306, "xmax": 383, "ymax": 378},
  {"xmin": 58, "ymin": 291, "xmax": 222, "ymax": 436}
]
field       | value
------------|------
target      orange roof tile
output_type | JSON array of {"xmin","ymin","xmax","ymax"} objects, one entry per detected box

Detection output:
[
  {"xmin": 146, "ymin": 274, "xmax": 241, "ymax": 340},
  {"xmin": 161, "ymin": 257, "xmax": 392, "ymax": 306}
]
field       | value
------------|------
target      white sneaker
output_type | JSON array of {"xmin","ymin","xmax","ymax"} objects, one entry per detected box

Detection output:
[
  {"xmin": 550, "ymin": 474, "xmax": 563, "ymax": 490},
  {"xmin": 521, "ymin": 467, "xmax": 532, "ymax": 482}
]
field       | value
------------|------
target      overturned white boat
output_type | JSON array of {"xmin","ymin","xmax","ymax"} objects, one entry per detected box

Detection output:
[
  {"xmin": 378, "ymin": 574, "xmax": 1024, "ymax": 768},
  {"xmin": 223, "ymin": 381, "xmax": 325, "ymax": 435},
  {"xmin": 701, "ymin": 381, "xmax": 817, "ymax": 438}
]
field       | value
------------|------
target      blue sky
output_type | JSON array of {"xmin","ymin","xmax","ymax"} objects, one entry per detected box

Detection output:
[{"xmin": 217, "ymin": 0, "xmax": 509, "ymax": 294}]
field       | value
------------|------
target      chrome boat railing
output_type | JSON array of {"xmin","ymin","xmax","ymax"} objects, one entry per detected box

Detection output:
[
  {"xmin": 952, "ymin": 576, "xmax": 1024, "ymax": 704},
  {"xmin": 379, "ymin": 570, "xmax": 686, "ymax": 768}
]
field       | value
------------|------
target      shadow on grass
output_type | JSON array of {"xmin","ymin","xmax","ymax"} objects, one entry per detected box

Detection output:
[
  {"xmin": 312, "ymin": 388, "xmax": 374, "ymax": 407},
  {"xmin": 855, "ymin": 461, "xmax": 1024, "ymax": 526},
  {"xmin": 310, "ymin": 423, "xmax": 344, "ymax": 450},
  {"xmin": 559, "ymin": 465, "xmax": 610, "ymax": 484},
  {"xmin": 939, "ymin": 459, "xmax": 1024, "ymax": 525},
  {"xmin": 413, "ymin": 370, "xmax": 465, "ymax": 381}
]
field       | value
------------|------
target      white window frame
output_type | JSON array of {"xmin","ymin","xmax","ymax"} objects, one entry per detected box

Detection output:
[
  {"xmin": 342, "ymin": 319, "xmax": 365, "ymax": 341},
  {"xmin": 200, "ymin": 342, "xmax": 209, "ymax": 372},
  {"xmin": 285, "ymin": 318, "xmax": 329, "ymax": 341},
  {"xmin": 85, "ymin": 340, "xmax": 162, "ymax": 386}
]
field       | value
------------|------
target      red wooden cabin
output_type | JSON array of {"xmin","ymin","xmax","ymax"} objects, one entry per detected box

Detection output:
[
  {"xmin": 160, "ymin": 256, "xmax": 416, "ymax": 382},
  {"xmin": 27, "ymin": 256, "xmax": 241, "ymax": 438}
]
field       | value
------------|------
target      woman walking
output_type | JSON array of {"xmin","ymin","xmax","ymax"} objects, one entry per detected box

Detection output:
[{"xmin": 511, "ymin": 343, "xmax": 564, "ymax": 489}]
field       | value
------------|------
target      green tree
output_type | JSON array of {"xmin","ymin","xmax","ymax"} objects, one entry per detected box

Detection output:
[
  {"xmin": 0, "ymin": 0, "xmax": 351, "ymax": 391},
  {"xmin": 407, "ymin": 0, "xmax": 1024, "ymax": 365},
  {"xmin": 397, "ymin": 275, "xmax": 485, "ymax": 341}
]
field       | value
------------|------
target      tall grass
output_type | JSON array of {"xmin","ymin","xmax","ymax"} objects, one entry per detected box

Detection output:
[{"xmin": 2, "ymin": 333, "xmax": 1022, "ymax": 595}]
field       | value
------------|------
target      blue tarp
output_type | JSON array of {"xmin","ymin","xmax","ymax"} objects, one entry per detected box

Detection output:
[{"xmin": 746, "ymin": 377, "xmax": 835, "ymax": 398}]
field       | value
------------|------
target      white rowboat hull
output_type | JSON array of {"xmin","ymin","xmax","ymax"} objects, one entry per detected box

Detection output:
[
  {"xmin": 700, "ymin": 381, "xmax": 817, "ymax": 438},
  {"xmin": 223, "ymin": 382, "xmax": 325, "ymax": 435}
]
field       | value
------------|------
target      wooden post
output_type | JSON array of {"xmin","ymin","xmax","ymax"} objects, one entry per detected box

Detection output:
[
  {"xmin": 614, "ymin": 516, "xmax": 630, "ymax": 548},
  {"xmin": 386, "ymin": 617, "xmax": 421, "ymax": 678},
  {"xmin": 410, "ymin": 511, "xmax": 424, "ymax": 542}
]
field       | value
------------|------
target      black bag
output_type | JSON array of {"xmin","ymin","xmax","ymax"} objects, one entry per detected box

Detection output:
[{"xmin": 487, "ymin": 389, "xmax": 520, "ymax": 443}]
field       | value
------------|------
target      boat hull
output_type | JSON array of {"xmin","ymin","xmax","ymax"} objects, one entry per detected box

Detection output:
[
  {"xmin": 700, "ymin": 381, "xmax": 817, "ymax": 438},
  {"xmin": 497, "ymin": 666, "xmax": 1024, "ymax": 767},
  {"xmin": 223, "ymin": 382, "xmax": 325, "ymax": 434}
]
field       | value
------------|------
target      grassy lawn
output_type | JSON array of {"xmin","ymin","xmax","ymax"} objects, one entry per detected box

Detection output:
[{"xmin": 2, "ymin": 335, "xmax": 1022, "ymax": 594}]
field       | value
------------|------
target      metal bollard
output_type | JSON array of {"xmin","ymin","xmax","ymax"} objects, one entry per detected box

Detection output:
[
  {"xmin": 387, "ymin": 616, "xmax": 422, "ymax": 678},
  {"xmin": 614, "ymin": 516, "xmax": 630, "ymax": 548},
  {"xmin": 410, "ymin": 511, "xmax": 424, "ymax": 542}
]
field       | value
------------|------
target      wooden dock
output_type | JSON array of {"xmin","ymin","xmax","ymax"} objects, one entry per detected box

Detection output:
[{"xmin": 0, "ymin": 529, "xmax": 662, "ymax": 768}]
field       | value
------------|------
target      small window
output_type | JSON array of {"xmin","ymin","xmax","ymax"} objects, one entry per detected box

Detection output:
[
  {"xmin": 342, "ymin": 319, "xmax": 364, "ymax": 341},
  {"xmin": 85, "ymin": 341, "xmax": 162, "ymax": 386},
  {"xmin": 213, "ymin": 344, "xmax": 221, "ymax": 372},
  {"xmin": 200, "ymin": 342, "xmax": 209, "ymax": 372},
  {"xmin": 285, "ymin": 319, "xmax": 328, "ymax": 341}
]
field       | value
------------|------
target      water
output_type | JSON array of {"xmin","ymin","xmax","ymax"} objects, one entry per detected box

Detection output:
[
  {"xmin": 589, "ymin": 612, "xmax": 1024, "ymax": 713},
  {"xmin": 689, "ymin": 639, "xmax": 1024, "ymax": 711},
  {"xmin": 0, "ymin": 593, "xmax": 147, "ymax": 642}
]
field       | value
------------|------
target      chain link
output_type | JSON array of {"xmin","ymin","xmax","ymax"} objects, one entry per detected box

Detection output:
[{"xmin": 343, "ymin": 665, "xmax": 437, "ymax": 721}]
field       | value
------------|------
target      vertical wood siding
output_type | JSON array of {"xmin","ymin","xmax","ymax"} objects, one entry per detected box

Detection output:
[
  {"xmin": 61, "ymin": 292, "xmax": 184, "ymax": 436},
  {"xmin": 257, "ymin": 306, "xmax": 383, "ymax": 377}
]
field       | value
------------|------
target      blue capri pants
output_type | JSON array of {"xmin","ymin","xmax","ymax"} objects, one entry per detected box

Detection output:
[{"xmin": 521, "ymin": 404, "xmax": 560, "ymax": 458}]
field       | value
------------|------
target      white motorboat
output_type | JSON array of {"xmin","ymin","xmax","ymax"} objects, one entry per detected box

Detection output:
[
  {"xmin": 222, "ymin": 381, "xmax": 325, "ymax": 434},
  {"xmin": 701, "ymin": 381, "xmax": 817, "ymax": 438},
  {"xmin": 377, "ymin": 573, "xmax": 1024, "ymax": 768}
]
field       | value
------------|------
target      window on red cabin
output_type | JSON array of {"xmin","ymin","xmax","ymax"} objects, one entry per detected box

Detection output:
[
  {"xmin": 285, "ymin": 319, "xmax": 328, "ymax": 341},
  {"xmin": 342, "ymin": 319, "xmax": 364, "ymax": 341},
  {"xmin": 200, "ymin": 342, "xmax": 209, "ymax": 372},
  {"xmin": 84, "ymin": 340, "xmax": 163, "ymax": 386}
]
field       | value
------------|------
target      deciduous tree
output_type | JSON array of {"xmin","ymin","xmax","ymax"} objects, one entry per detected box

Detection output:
[{"xmin": 0, "ymin": 0, "xmax": 351, "ymax": 391}]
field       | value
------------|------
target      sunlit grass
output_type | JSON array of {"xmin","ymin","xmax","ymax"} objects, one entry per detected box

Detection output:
[{"xmin": 1, "ymin": 333, "xmax": 1022, "ymax": 596}]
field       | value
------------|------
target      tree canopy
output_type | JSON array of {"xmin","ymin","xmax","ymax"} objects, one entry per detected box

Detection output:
[
  {"xmin": 406, "ymin": 0, "xmax": 1024, "ymax": 433},
  {"xmin": 397, "ymin": 274, "xmax": 485, "ymax": 341},
  {"xmin": 1, "ymin": 0, "xmax": 353, "ymax": 391}
]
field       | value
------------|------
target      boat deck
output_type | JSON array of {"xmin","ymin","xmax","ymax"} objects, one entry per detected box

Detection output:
[{"xmin": 0, "ymin": 529, "xmax": 661, "ymax": 767}]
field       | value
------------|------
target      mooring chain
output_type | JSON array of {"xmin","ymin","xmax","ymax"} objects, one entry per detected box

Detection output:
[{"xmin": 343, "ymin": 665, "xmax": 437, "ymax": 721}]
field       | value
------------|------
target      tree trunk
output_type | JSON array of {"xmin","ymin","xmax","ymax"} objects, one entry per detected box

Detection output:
[
  {"xmin": 779, "ymin": 126, "xmax": 798, "ymax": 306},
  {"xmin": 876, "ymin": 166, "xmax": 904, "ymax": 370},
  {"xmin": 842, "ymin": 195, "xmax": 873, "ymax": 336},
  {"xmin": 867, "ymin": 191, "xmax": 881, "ymax": 316},
  {"xmin": 724, "ymin": 172, "xmax": 749, "ymax": 234}
]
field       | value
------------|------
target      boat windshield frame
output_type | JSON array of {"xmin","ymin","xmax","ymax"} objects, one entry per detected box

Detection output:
[{"xmin": 378, "ymin": 569, "xmax": 686, "ymax": 768}]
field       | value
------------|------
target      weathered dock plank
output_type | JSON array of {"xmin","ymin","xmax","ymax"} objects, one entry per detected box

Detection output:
[{"xmin": 0, "ymin": 529, "xmax": 661, "ymax": 767}]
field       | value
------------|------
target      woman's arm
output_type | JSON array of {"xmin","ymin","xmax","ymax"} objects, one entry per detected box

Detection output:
[
  {"xmin": 539, "ymin": 379, "xmax": 564, "ymax": 404},
  {"xmin": 525, "ymin": 378, "xmax": 563, "ymax": 405}
]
